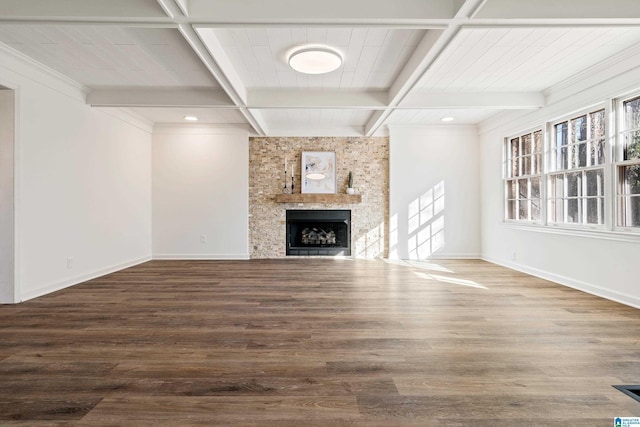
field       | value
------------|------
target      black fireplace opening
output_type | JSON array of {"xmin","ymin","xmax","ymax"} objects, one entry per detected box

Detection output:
[{"xmin": 286, "ymin": 209, "xmax": 351, "ymax": 256}]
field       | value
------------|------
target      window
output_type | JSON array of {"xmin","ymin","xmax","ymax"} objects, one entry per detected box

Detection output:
[
  {"xmin": 503, "ymin": 92, "xmax": 640, "ymax": 237},
  {"xmin": 505, "ymin": 130, "xmax": 542, "ymax": 222},
  {"xmin": 548, "ymin": 109, "xmax": 606, "ymax": 226},
  {"xmin": 617, "ymin": 95, "xmax": 640, "ymax": 227}
]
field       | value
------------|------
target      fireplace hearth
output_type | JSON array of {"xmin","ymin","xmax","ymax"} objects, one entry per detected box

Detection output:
[{"xmin": 286, "ymin": 209, "xmax": 351, "ymax": 256}]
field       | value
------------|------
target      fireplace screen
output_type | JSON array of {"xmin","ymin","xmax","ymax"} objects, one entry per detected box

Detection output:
[{"xmin": 286, "ymin": 209, "xmax": 351, "ymax": 256}]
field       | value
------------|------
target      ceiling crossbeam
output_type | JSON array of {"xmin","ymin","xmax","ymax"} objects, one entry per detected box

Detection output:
[
  {"xmin": 399, "ymin": 92, "xmax": 545, "ymax": 110},
  {"xmin": 87, "ymin": 88, "xmax": 235, "ymax": 108}
]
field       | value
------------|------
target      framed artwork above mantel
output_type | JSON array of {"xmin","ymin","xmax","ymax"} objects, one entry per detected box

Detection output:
[{"xmin": 302, "ymin": 151, "xmax": 336, "ymax": 194}]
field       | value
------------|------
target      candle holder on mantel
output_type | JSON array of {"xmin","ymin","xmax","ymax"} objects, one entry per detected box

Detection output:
[
  {"xmin": 291, "ymin": 175, "xmax": 295, "ymax": 193},
  {"xmin": 282, "ymin": 170, "xmax": 290, "ymax": 193}
]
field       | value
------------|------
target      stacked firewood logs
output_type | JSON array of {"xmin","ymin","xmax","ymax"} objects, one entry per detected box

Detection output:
[{"xmin": 301, "ymin": 228, "xmax": 336, "ymax": 245}]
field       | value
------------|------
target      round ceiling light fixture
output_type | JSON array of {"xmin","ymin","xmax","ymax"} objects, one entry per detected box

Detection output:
[
  {"xmin": 288, "ymin": 46, "xmax": 342, "ymax": 75},
  {"xmin": 184, "ymin": 115, "xmax": 199, "ymax": 121},
  {"xmin": 441, "ymin": 116, "xmax": 455, "ymax": 122}
]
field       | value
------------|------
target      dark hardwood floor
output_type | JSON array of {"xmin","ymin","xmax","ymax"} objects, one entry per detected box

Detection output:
[{"xmin": 1, "ymin": 259, "xmax": 639, "ymax": 426}]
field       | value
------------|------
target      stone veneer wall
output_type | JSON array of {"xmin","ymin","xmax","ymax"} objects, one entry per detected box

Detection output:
[{"xmin": 249, "ymin": 137, "xmax": 389, "ymax": 258}]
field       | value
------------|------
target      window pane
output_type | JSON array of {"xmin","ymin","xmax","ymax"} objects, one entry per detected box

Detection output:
[
  {"xmin": 631, "ymin": 196, "xmax": 640, "ymax": 226},
  {"xmin": 507, "ymin": 200, "xmax": 516, "ymax": 220},
  {"xmin": 570, "ymin": 144, "xmax": 580, "ymax": 169},
  {"xmin": 558, "ymin": 146, "xmax": 568, "ymax": 170},
  {"xmin": 522, "ymin": 155, "xmax": 531, "ymax": 175},
  {"xmin": 622, "ymin": 164, "xmax": 640, "ymax": 195},
  {"xmin": 531, "ymin": 199, "xmax": 541, "ymax": 221},
  {"xmin": 623, "ymin": 131, "xmax": 640, "ymax": 160},
  {"xmin": 586, "ymin": 198, "xmax": 604, "ymax": 225},
  {"xmin": 577, "ymin": 142, "xmax": 587, "ymax": 167},
  {"xmin": 619, "ymin": 196, "xmax": 640, "ymax": 227},
  {"xmin": 507, "ymin": 180, "xmax": 516, "ymax": 199},
  {"xmin": 518, "ymin": 179, "xmax": 528, "ymax": 198},
  {"xmin": 552, "ymin": 174, "xmax": 564, "ymax": 198},
  {"xmin": 531, "ymin": 177, "xmax": 540, "ymax": 198},
  {"xmin": 519, "ymin": 199, "xmax": 529, "ymax": 220},
  {"xmin": 572, "ymin": 115, "xmax": 587, "ymax": 142},
  {"xmin": 534, "ymin": 154, "xmax": 542, "ymax": 174},
  {"xmin": 591, "ymin": 139, "xmax": 605, "ymax": 165},
  {"xmin": 556, "ymin": 122, "xmax": 568, "ymax": 148},
  {"xmin": 511, "ymin": 137, "xmax": 519, "ymax": 158},
  {"xmin": 590, "ymin": 109, "xmax": 606, "ymax": 139},
  {"xmin": 522, "ymin": 134, "xmax": 532, "ymax": 156},
  {"xmin": 567, "ymin": 172, "xmax": 580, "ymax": 197},
  {"xmin": 624, "ymin": 96, "xmax": 640, "ymax": 130},
  {"xmin": 509, "ymin": 138, "xmax": 519, "ymax": 177},
  {"xmin": 586, "ymin": 169, "xmax": 603, "ymax": 197},
  {"xmin": 550, "ymin": 198, "xmax": 563, "ymax": 222},
  {"xmin": 555, "ymin": 123, "xmax": 567, "ymax": 171},
  {"xmin": 533, "ymin": 130, "xmax": 543, "ymax": 154},
  {"xmin": 567, "ymin": 199, "xmax": 580, "ymax": 223}
]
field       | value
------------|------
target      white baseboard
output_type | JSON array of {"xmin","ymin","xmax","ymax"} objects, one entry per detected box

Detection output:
[
  {"xmin": 20, "ymin": 256, "xmax": 152, "ymax": 302},
  {"xmin": 482, "ymin": 255, "xmax": 640, "ymax": 309},
  {"xmin": 152, "ymin": 253, "xmax": 250, "ymax": 260}
]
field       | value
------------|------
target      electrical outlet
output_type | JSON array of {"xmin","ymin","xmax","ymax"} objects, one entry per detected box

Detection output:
[
  {"xmin": 67, "ymin": 257, "xmax": 74, "ymax": 269},
  {"xmin": 201, "ymin": 234, "xmax": 207, "ymax": 244}
]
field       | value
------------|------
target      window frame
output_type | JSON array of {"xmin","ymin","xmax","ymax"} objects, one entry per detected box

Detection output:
[
  {"xmin": 614, "ymin": 94, "xmax": 640, "ymax": 232},
  {"xmin": 547, "ymin": 106, "xmax": 608, "ymax": 230},
  {"xmin": 503, "ymin": 128, "xmax": 544, "ymax": 224}
]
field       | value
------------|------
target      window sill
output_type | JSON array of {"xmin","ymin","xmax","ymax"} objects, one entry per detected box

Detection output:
[{"xmin": 502, "ymin": 221, "xmax": 640, "ymax": 243}]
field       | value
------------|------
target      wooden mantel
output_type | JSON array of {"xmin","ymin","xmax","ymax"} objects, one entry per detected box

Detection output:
[{"xmin": 274, "ymin": 193, "xmax": 362, "ymax": 204}]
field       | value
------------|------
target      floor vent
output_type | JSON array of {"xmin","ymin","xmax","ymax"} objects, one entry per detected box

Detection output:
[{"xmin": 613, "ymin": 385, "xmax": 640, "ymax": 403}]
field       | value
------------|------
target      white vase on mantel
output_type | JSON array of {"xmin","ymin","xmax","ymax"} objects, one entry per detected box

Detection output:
[{"xmin": 346, "ymin": 187, "xmax": 356, "ymax": 195}]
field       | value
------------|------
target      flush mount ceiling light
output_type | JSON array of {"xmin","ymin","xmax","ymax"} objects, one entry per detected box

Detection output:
[
  {"xmin": 288, "ymin": 47, "xmax": 342, "ymax": 75},
  {"xmin": 441, "ymin": 116, "xmax": 454, "ymax": 122},
  {"xmin": 184, "ymin": 115, "xmax": 198, "ymax": 121}
]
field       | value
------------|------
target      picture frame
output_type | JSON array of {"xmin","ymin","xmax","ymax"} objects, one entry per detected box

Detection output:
[{"xmin": 301, "ymin": 151, "xmax": 336, "ymax": 194}]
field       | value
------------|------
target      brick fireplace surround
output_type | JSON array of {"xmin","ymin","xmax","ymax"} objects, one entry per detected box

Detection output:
[{"xmin": 249, "ymin": 137, "xmax": 389, "ymax": 258}]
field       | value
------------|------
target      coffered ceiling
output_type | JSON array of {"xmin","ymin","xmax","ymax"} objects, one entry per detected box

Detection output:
[{"xmin": 1, "ymin": 0, "xmax": 640, "ymax": 135}]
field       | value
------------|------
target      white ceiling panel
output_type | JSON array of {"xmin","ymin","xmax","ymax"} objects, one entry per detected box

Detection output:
[
  {"xmin": 417, "ymin": 27, "xmax": 640, "ymax": 92},
  {"xmin": 210, "ymin": 27, "xmax": 425, "ymax": 90},
  {"xmin": 0, "ymin": 26, "xmax": 219, "ymax": 88}
]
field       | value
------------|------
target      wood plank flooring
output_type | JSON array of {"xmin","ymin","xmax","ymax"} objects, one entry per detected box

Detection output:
[{"xmin": 1, "ymin": 259, "xmax": 639, "ymax": 426}]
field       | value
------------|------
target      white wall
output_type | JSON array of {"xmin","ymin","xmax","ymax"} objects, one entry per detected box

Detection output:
[
  {"xmin": 0, "ymin": 45, "xmax": 153, "ymax": 302},
  {"xmin": 389, "ymin": 126, "xmax": 480, "ymax": 259},
  {"xmin": 0, "ymin": 89, "xmax": 15, "ymax": 303},
  {"xmin": 479, "ymin": 52, "xmax": 640, "ymax": 308},
  {"xmin": 152, "ymin": 125, "xmax": 249, "ymax": 259}
]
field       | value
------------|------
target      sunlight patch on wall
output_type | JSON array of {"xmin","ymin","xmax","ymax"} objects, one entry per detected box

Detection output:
[
  {"xmin": 355, "ymin": 221, "xmax": 385, "ymax": 258},
  {"xmin": 408, "ymin": 181, "xmax": 445, "ymax": 260},
  {"xmin": 389, "ymin": 213, "xmax": 398, "ymax": 258},
  {"xmin": 354, "ymin": 222, "xmax": 385, "ymax": 258}
]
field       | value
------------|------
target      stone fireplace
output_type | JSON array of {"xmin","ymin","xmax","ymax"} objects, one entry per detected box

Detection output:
[
  {"xmin": 249, "ymin": 136, "xmax": 389, "ymax": 258},
  {"xmin": 286, "ymin": 209, "xmax": 351, "ymax": 256}
]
